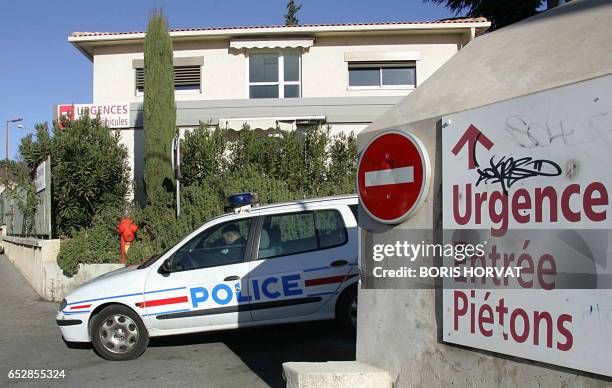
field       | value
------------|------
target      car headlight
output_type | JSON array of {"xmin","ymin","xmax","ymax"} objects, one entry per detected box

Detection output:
[{"xmin": 59, "ymin": 298, "xmax": 67, "ymax": 312}]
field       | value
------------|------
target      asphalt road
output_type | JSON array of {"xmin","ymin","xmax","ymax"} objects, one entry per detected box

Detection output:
[{"xmin": 0, "ymin": 255, "xmax": 355, "ymax": 388}]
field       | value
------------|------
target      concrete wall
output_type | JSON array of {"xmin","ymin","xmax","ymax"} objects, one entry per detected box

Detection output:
[
  {"xmin": 91, "ymin": 33, "xmax": 465, "ymax": 103},
  {"xmin": 284, "ymin": 361, "xmax": 393, "ymax": 388},
  {"xmin": 2, "ymin": 236, "xmax": 123, "ymax": 302},
  {"xmin": 355, "ymin": 1, "xmax": 612, "ymax": 386}
]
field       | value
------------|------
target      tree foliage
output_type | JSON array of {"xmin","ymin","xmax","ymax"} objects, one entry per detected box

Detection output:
[
  {"xmin": 2, "ymin": 159, "xmax": 39, "ymax": 235},
  {"xmin": 284, "ymin": 0, "xmax": 302, "ymax": 26},
  {"xmin": 143, "ymin": 8, "xmax": 176, "ymax": 208},
  {"xmin": 18, "ymin": 115, "xmax": 130, "ymax": 237},
  {"xmin": 426, "ymin": 0, "xmax": 544, "ymax": 30}
]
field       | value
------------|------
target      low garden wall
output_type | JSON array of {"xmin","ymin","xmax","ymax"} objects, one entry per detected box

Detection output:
[{"xmin": 2, "ymin": 235, "xmax": 124, "ymax": 302}]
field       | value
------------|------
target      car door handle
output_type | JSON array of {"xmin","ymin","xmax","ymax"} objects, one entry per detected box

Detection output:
[
  {"xmin": 330, "ymin": 260, "xmax": 348, "ymax": 267},
  {"xmin": 224, "ymin": 275, "xmax": 241, "ymax": 281}
]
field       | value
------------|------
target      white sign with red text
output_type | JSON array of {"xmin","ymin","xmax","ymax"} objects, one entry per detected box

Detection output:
[
  {"xmin": 442, "ymin": 75, "xmax": 612, "ymax": 377},
  {"xmin": 57, "ymin": 103, "xmax": 130, "ymax": 128}
]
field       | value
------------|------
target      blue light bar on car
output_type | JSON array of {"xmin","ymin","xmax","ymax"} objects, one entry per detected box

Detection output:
[{"xmin": 227, "ymin": 192, "xmax": 257, "ymax": 208}]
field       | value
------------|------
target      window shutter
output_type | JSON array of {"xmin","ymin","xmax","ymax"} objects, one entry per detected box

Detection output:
[
  {"xmin": 135, "ymin": 65, "xmax": 201, "ymax": 91},
  {"xmin": 174, "ymin": 65, "xmax": 201, "ymax": 87},
  {"xmin": 135, "ymin": 68, "xmax": 145, "ymax": 91}
]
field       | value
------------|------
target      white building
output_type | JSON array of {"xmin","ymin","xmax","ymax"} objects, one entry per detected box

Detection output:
[{"xmin": 66, "ymin": 18, "xmax": 489, "ymax": 201}]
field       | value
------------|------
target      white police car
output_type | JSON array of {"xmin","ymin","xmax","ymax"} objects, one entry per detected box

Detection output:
[{"xmin": 56, "ymin": 194, "xmax": 359, "ymax": 360}]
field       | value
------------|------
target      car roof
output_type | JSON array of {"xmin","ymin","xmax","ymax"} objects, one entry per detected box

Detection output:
[
  {"xmin": 178, "ymin": 194, "xmax": 357, "ymax": 244},
  {"xmin": 207, "ymin": 194, "xmax": 357, "ymax": 224},
  {"xmin": 252, "ymin": 194, "xmax": 357, "ymax": 212}
]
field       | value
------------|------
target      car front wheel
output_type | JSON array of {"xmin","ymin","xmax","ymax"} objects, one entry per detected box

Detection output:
[{"xmin": 90, "ymin": 304, "xmax": 149, "ymax": 361}]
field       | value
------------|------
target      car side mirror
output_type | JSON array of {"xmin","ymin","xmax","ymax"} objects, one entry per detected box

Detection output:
[{"xmin": 159, "ymin": 258, "xmax": 172, "ymax": 274}]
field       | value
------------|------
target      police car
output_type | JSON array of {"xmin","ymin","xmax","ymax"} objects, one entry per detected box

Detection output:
[{"xmin": 56, "ymin": 194, "xmax": 359, "ymax": 360}]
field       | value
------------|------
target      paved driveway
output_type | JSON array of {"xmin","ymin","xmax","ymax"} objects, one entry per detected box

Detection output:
[{"xmin": 0, "ymin": 255, "xmax": 355, "ymax": 387}]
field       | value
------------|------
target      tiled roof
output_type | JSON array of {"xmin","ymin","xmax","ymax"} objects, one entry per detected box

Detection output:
[{"xmin": 71, "ymin": 17, "xmax": 489, "ymax": 38}]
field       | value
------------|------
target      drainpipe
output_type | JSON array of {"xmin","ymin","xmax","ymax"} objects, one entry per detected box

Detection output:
[
  {"xmin": 461, "ymin": 27, "xmax": 476, "ymax": 50},
  {"xmin": 468, "ymin": 27, "xmax": 476, "ymax": 43}
]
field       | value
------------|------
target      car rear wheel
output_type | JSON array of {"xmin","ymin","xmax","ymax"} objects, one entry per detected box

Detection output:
[
  {"xmin": 336, "ymin": 285, "xmax": 357, "ymax": 333},
  {"xmin": 91, "ymin": 304, "xmax": 149, "ymax": 361}
]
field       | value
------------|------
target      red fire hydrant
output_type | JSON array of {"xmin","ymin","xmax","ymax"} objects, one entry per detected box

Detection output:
[{"xmin": 117, "ymin": 217, "xmax": 138, "ymax": 264}]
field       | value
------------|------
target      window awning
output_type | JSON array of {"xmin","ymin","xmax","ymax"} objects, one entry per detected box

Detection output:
[
  {"xmin": 220, "ymin": 116, "xmax": 325, "ymax": 131},
  {"xmin": 132, "ymin": 57, "xmax": 204, "ymax": 69},
  {"xmin": 229, "ymin": 37, "xmax": 314, "ymax": 50},
  {"xmin": 344, "ymin": 51, "xmax": 420, "ymax": 62}
]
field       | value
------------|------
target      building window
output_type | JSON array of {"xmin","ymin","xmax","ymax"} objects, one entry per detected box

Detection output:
[
  {"xmin": 135, "ymin": 65, "xmax": 201, "ymax": 95},
  {"xmin": 348, "ymin": 62, "xmax": 416, "ymax": 89},
  {"xmin": 248, "ymin": 51, "xmax": 301, "ymax": 99}
]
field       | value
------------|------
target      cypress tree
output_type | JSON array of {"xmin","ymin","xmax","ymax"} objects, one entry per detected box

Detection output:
[
  {"xmin": 284, "ymin": 0, "xmax": 302, "ymax": 26},
  {"xmin": 143, "ymin": 9, "xmax": 176, "ymax": 208}
]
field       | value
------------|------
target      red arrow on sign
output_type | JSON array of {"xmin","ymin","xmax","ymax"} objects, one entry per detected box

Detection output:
[{"xmin": 451, "ymin": 124, "xmax": 494, "ymax": 169}]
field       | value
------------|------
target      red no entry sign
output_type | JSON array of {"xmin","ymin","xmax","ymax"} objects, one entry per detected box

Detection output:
[{"xmin": 357, "ymin": 130, "xmax": 430, "ymax": 224}]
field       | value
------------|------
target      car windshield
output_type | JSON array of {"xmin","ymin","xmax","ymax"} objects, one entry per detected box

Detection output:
[
  {"xmin": 136, "ymin": 214, "xmax": 232, "ymax": 270},
  {"xmin": 136, "ymin": 246, "xmax": 172, "ymax": 269}
]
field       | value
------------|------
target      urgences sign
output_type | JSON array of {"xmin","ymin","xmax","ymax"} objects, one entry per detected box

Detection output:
[
  {"xmin": 57, "ymin": 103, "xmax": 130, "ymax": 128},
  {"xmin": 442, "ymin": 74, "xmax": 612, "ymax": 377}
]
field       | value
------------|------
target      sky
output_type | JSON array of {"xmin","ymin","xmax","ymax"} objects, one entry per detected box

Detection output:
[{"xmin": 0, "ymin": 0, "xmax": 453, "ymax": 160}]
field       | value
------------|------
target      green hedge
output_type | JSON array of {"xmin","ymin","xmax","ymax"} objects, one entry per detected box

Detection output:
[
  {"xmin": 57, "ymin": 207, "xmax": 129, "ymax": 274},
  {"xmin": 57, "ymin": 123, "xmax": 357, "ymax": 275}
]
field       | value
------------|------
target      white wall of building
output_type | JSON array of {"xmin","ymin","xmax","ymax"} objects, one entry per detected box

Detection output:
[
  {"xmin": 88, "ymin": 27, "xmax": 470, "ymax": 204},
  {"xmin": 302, "ymin": 34, "xmax": 461, "ymax": 98},
  {"xmin": 92, "ymin": 33, "xmax": 465, "ymax": 104}
]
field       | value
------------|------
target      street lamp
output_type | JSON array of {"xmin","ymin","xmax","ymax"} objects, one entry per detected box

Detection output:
[
  {"xmin": 16, "ymin": 124, "xmax": 35, "ymax": 133},
  {"xmin": 5, "ymin": 118, "xmax": 23, "ymax": 177}
]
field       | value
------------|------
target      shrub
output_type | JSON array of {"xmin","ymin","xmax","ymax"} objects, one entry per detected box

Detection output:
[
  {"xmin": 17, "ymin": 116, "xmax": 130, "ymax": 238},
  {"xmin": 303, "ymin": 125, "xmax": 331, "ymax": 197},
  {"xmin": 51, "ymin": 116, "xmax": 130, "ymax": 236},
  {"xmin": 57, "ymin": 206, "xmax": 127, "ymax": 275},
  {"xmin": 276, "ymin": 130, "xmax": 307, "ymax": 193},
  {"xmin": 182, "ymin": 125, "xmax": 228, "ymax": 186},
  {"xmin": 15, "ymin": 116, "xmax": 130, "ymax": 274},
  {"xmin": 326, "ymin": 131, "xmax": 358, "ymax": 195}
]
